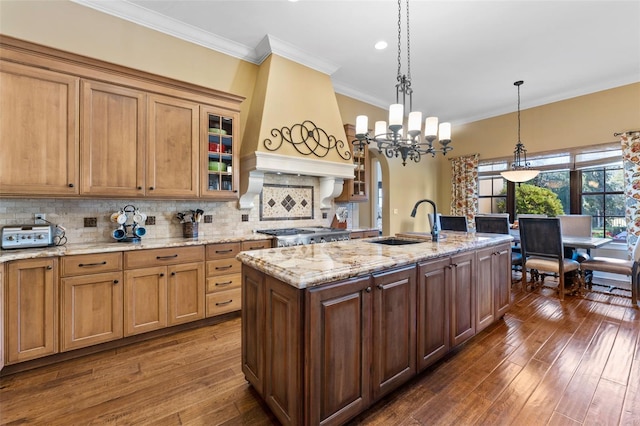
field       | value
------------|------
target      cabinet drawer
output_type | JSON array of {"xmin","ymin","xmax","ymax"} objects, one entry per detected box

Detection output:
[
  {"xmin": 124, "ymin": 246, "xmax": 204, "ymax": 269},
  {"xmin": 206, "ymin": 288, "xmax": 241, "ymax": 316},
  {"xmin": 241, "ymin": 239, "xmax": 272, "ymax": 251},
  {"xmin": 206, "ymin": 258, "xmax": 241, "ymax": 276},
  {"xmin": 206, "ymin": 242, "xmax": 241, "ymax": 260},
  {"xmin": 206, "ymin": 273, "xmax": 241, "ymax": 293},
  {"xmin": 61, "ymin": 252, "xmax": 123, "ymax": 277}
]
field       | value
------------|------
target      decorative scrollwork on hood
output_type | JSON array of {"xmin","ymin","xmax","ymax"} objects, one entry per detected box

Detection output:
[{"xmin": 263, "ymin": 120, "xmax": 351, "ymax": 160}]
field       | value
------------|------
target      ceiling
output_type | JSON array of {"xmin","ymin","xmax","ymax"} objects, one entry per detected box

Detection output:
[{"xmin": 74, "ymin": 0, "xmax": 640, "ymax": 125}]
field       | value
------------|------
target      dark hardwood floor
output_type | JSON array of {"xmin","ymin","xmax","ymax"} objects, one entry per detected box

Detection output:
[{"xmin": 1, "ymin": 277, "xmax": 638, "ymax": 425}]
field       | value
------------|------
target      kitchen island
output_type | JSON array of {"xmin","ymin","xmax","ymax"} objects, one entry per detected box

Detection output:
[{"xmin": 237, "ymin": 232, "xmax": 513, "ymax": 426}]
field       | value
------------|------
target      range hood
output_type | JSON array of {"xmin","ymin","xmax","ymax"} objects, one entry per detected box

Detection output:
[{"xmin": 238, "ymin": 41, "xmax": 355, "ymax": 209}]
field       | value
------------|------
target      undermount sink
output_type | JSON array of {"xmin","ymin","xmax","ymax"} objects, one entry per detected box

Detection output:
[{"xmin": 368, "ymin": 237, "xmax": 424, "ymax": 246}]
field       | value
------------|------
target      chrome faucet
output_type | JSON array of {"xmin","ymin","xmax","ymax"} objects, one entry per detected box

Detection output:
[{"xmin": 410, "ymin": 199, "xmax": 439, "ymax": 242}]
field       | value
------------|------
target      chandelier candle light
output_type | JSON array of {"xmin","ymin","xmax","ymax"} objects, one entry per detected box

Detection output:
[
  {"xmin": 353, "ymin": 0, "xmax": 452, "ymax": 165},
  {"xmin": 500, "ymin": 80, "xmax": 540, "ymax": 183}
]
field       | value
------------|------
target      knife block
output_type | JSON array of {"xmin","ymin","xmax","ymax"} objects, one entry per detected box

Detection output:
[{"xmin": 330, "ymin": 216, "xmax": 347, "ymax": 229}]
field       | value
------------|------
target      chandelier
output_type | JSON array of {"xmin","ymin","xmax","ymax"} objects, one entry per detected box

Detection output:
[
  {"xmin": 353, "ymin": 0, "xmax": 452, "ymax": 166},
  {"xmin": 500, "ymin": 80, "xmax": 540, "ymax": 183}
]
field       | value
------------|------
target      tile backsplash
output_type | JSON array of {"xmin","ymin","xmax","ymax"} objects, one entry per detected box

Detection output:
[{"xmin": 0, "ymin": 174, "xmax": 358, "ymax": 245}]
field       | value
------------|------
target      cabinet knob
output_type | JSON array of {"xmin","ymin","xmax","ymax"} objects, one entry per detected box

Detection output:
[
  {"xmin": 159, "ymin": 273, "xmax": 164, "ymax": 277},
  {"xmin": 137, "ymin": 186, "xmax": 142, "ymax": 190},
  {"xmin": 171, "ymin": 272, "xmax": 176, "ymax": 276},
  {"xmin": 149, "ymin": 186, "xmax": 154, "ymax": 190},
  {"xmin": 68, "ymin": 183, "xmax": 74, "ymax": 188},
  {"xmin": 377, "ymin": 284, "xmax": 384, "ymax": 290},
  {"xmin": 365, "ymin": 286, "xmax": 372, "ymax": 293},
  {"xmin": 46, "ymin": 265, "xmax": 53, "ymax": 270},
  {"xmin": 113, "ymin": 280, "xmax": 119, "ymax": 284}
]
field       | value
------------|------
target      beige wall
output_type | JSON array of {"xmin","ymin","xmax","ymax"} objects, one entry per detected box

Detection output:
[{"xmin": 438, "ymin": 83, "xmax": 640, "ymax": 212}]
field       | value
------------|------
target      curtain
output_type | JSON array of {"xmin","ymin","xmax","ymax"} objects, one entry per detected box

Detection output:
[
  {"xmin": 450, "ymin": 154, "xmax": 479, "ymax": 226},
  {"xmin": 621, "ymin": 131, "xmax": 640, "ymax": 256}
]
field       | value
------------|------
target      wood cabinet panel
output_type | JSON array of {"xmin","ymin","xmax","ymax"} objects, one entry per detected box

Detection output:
[
  {"xmin": 206, "ymin": 273, "xmax": 241, "ymax": 293},
  {"xmin": 206, "ymin": 242, "xmax": 241, "ymax": 260},
  {"xmin": 476, "ymin": 247, "xmax": 496, "ymax": 333},
  {"xmin": 6, "ymin": 258, "xmax": 58, "ymax": 363},
  {"xmin": 241, "ymin": 239, "xmax": 273, "ymax": 251},
  {"xmin": 167, "ymin": 262, "xmax": 205, "ymax": 326},
  {"xmin": 124, "ymin": 266, "xmax": 167, "ymax": 336},
  {"xmin": 124, "ymin": 246, "xmax": 204, "ymax": 269},
  {"xmin": 200, "ymin": 105, "xmax": 240, "ymax": 199},
  {"xmin": 242, "ymin": 265, "xmax": 265, "ymax": 394},
  {"xmin": 494, "ymin": 245, "xmax": 512, "ymax": 319},
  {"xmin": 147, "ymin": 94, "xmax": 199, "ymax": 197},
  {"xmin": 417, "ymin": 257, "xmax": 451, "ymax": 371},
  {"xmin": 60, "ymin": 252, "xmax": 122, "ymax": 277},
  {"xmin": 206, "ymin": 288, "xmax": 241, "ymax": 317},
  {"xmin": 0, "ymin": 61, "xmax": 79, "ymax": 195},
  {"xmin": 371, "ymin": 266, "xmax": 416, "ymax": 400},
  {"xmin": 206, "ymin": 258, "xmax": 241, "ymax": 276},
  {"xmin": 335, "ymin": 124, "xmax": 369, "ymax": 202},
  {"xmin": 307, "ymin": 276, "xmax": 372, "ymax": 426},
  {"xmin": 450, "ymin": 251, "xmax": 476, "ymax": 347},
  {"xmin": 80, "ymin": 80, "xmax": 145, "ymax": 196},
  {"xmin": 60, "ymin": 271, "xmax": 123, "ymax": 351}
]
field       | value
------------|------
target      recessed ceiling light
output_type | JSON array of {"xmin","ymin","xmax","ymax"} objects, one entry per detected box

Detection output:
[{"xmin": 374, "ymin": 41, "xmax": 388, "ymax": 50}]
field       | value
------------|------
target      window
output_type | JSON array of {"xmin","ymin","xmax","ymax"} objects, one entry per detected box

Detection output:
[
  {"xmin": 478, "ymin": 143, "xmax": 624, "ymax": 239},
  {"xmin": 581, "ymin": 165, "xmax": 625, "ymax": 240}
]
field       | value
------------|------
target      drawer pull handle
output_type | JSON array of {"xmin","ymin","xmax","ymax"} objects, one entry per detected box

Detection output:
[
  {"xmin": 248, "ymin": 246, "xmax": 265, "ymax": 250},
  {"xmin": 216, "ymin": 300, "xmax": 233, "ymax": 306},
  {"xmin": 157, "ymin": 254, "xmax": 179, "ymax": 260},
  {"xmin": 215, "ymin": 249, "xmax": 233, "ymax": 254},
  {"xmin": 79, "ymin": 261, "xmax": 107, "ymax": 267},
  {"xmin": 215, "ymin": 265, "xmax": 233, "ymax": 270},
  {"xmin": 215, "ymin": 280, "xmax": 233, "ymax": 286}
]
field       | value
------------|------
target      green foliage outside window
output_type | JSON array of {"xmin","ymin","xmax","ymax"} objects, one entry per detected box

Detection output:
[{"xmin": 496, "ymin": 183, "xmax": 565, "ymax": 217}]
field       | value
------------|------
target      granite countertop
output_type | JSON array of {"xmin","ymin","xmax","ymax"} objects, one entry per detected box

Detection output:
[
  {"xmin": 236, "ymin": 232, "xmax": 513, "ymax": 289},
  {"xmin": 0, "ymin": 233, "xmax": 271, "ymax": 263}
]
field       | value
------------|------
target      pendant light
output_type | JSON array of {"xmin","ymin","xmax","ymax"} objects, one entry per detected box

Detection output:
[{"xmin": 500, "ymin": 80, "xmax": 540, "ymax": 183}]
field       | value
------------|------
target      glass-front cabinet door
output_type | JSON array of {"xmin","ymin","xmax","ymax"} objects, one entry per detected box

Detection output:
[{"xmin": 200, "ymin": 106, "xmax": 239, "ymax": 199}]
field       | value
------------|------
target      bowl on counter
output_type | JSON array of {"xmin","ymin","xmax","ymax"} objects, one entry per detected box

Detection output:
[{"xmin": 209, "ymin": 161, "xmax": 227, "ymax": 172}]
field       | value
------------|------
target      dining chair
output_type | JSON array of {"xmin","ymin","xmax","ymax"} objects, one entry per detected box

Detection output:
[
  {"xmin": 475, "ymin": 216, "xmax": 523, "ymax": 277},
  {"xmin": 519, "ymin": 217, "xmax": 581, "ymax": 300},
  {"xmin": 439, "ymin": 215, "xmax": 469, "ymax": 232},
  {"xmin": 579, "ymin": 237, "xmax": 640, "ymax": 306}
]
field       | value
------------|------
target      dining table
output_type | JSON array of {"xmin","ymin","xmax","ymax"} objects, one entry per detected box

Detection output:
[{"xmin": 508, "ymin": 229, "xmax": 613, "ymax": 250}]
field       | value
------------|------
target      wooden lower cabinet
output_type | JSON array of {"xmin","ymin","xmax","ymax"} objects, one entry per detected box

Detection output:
[
  {"xmin": 6, "ymin": 258, "xmax": 58, "ymax": 364},
  {"xmin": 450, "ymin": 251, "xmax": 476, "ymax": 347},
  {"xmin": 61, "ymin": 272, "xmax": 123, "ymax": 351},
  {"xmin": 476, "ymin": 243, "xmax": 511, "ymax": 333},
  {"xmin": 60, "ymin": 252, "xmax": 124, "ymax": 351},
  {"xmin": 243, "ymin": 245, "xmax": 510, "ymax": 425},
  {"xmin": 417, "ymin": 257, "xmax": 451, "ymax": 371},
  {"xmin": 124, "ymin": 246, "xmax": 205, "ymax": 336}
]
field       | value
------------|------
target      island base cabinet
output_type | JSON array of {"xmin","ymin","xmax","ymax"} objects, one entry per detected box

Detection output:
[
  {"xmin": 371, "ymin": 266, "xmax": 416, "ymax": 400},
  {"xmin": 476, "ymin": 243, "xmax": 511, "ymax": 333},
  {"xmin": 307, "ymin": 276, "xmax": 372, "ymax": 426},
  {"xmin": 242, "ymin": 266, "xmax": 265, "ymax": 395},
  {"xmin": 417, "ymin": 257, "xmax": 451, "ymax": 371},
  {"xmin": 450, "ymin": 251, "xmax": 476, "ymax": 347}
]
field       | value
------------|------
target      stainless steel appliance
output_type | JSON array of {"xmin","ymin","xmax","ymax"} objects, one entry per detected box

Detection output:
[
  {"xmin": 2, "ymin": 224, "xmax": 55, "ymax": 249},
  {"xmin": 257, "ymin": 227, "xmax": 350, "ymax": 247}
]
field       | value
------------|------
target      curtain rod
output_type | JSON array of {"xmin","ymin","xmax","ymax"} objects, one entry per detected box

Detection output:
[{"xmin": 614, "ymin": 130, "xmax": 640, "ymax": 137}]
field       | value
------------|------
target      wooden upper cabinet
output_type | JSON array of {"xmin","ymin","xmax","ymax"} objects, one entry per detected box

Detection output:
[
  {"xmin": 200, "ymin": 105, "xmax": 240, "ymax": 199},
  {"xmin": 147, "ymin": 94, "xmax": 199, "ymax": 197},
  {"xmin": 335, "ymin": 124, "xmax": 369, "ymax": 202},
  {"xmin": 0, "ymin": 61, "xmax": 79, "ymax": 195},
  {"xmin": 80, "ymin": 80, "xmax": 146, "ymax": 196}
]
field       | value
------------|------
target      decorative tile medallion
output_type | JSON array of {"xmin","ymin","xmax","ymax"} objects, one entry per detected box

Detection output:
[{"xmin": 260, "ymin": 184, "xmax": 314, "ymax": 220}]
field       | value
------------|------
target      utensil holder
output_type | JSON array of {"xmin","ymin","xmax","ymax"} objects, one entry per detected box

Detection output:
[{"xmin": 183, "ymin": 222, "xmax": 198, "ymax": 238}]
